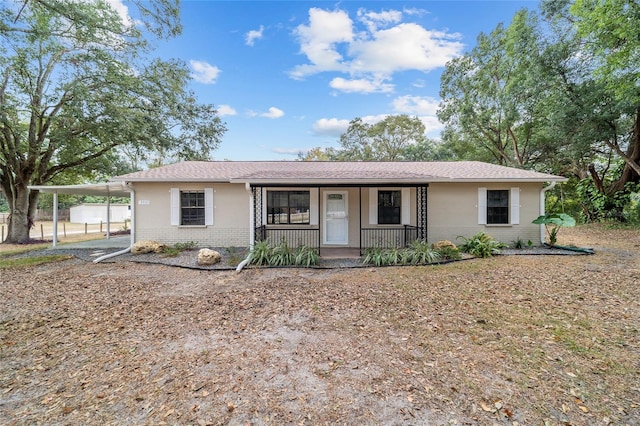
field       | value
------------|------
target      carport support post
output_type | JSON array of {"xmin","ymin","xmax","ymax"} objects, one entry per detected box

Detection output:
[
  {"xmin": 52, "ymin": 191, "xmax": 58, "ymax": 247},
  {"xmin": 106, "ymin": 194, "xmax": 111, "ymax": 239}
]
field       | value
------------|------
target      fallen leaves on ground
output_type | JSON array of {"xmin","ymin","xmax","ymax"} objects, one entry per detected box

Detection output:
[{"xmin": 0, "ymin": 224, "xmax": 639, "ymax": 425}]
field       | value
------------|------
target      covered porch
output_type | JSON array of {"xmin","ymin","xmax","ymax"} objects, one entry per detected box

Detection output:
[{"xmin": 251, "ymin": 184, "xmax": 428, "ymax": 256}]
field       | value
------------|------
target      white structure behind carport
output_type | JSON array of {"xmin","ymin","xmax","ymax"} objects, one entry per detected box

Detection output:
[{"xmin": 28, "ymin": 182, "xmax": 132, "ymax": 248}]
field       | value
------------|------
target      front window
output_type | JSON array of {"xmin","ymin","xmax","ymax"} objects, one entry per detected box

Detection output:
[
  {"xmin": 378, "ymin": 190, "xmax": 401, "ymax": 224},
  {"xmin": 267, "ymin": 191, "xmax": 310, "ymax": 224},
  {"xmin": 487, "ymin": 190, "xmax": 509, "ymax": 224},
  {"xmin": 181, "ymin": 191, "xmax": 205, "ymax": 225}
]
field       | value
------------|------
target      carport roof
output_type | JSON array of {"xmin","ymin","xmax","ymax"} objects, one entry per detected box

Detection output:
[{"xmin": 29, "ymin": 182, "xmax": 131, "ymax": 197}]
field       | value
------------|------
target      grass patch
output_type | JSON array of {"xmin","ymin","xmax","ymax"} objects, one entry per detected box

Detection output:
[
  {"xmin": 0, "ymin": 254, "xmax": 73, "ymax": 269},
  {"xmin": 0, "ymin": 244, "xmax": 50, "ymax": 258}
]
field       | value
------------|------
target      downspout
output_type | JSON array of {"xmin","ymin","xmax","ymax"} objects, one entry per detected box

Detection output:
[
  {"xmin": 236, "ymin": 182, "xmax": 254, "ymax": 272},
  {"xmin": 539, "ymin": 181, "xmax": 557, "ymax": 244},
  {"xmin": 94, "ymin": 182, "xmax": 135, "ymax": 263}
]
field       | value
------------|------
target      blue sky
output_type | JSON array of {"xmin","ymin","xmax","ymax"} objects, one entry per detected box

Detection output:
[{"xmin": 148, "ymin": 0, "xmax": 538, "ymax": 160}]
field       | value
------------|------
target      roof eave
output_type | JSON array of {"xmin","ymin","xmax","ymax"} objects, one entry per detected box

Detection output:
[
  {"xmin": 231, "ymin": 177, "xmax": 568, "ymax": 185},
  {"xmin": 112, "ymin": 178, "xmax": 232, "ymax": 183}
]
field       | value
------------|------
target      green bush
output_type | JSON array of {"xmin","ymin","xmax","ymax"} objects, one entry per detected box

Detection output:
[
  {"xmin": 406, "ymin": 240, "xmax": 441, "ymax": 264},
  {"xmin": 174, "ymin": 241, "xmax": 198, "ymax": 251},
  {"xmin": 250, "ymin": 240, "xmax": 272, "ymax": 266},
  {"xmin": 457, "ymin": 232, "xmax": 506, "ymax": 258},
  {"xmin": 362, "ymin": 241, "xmax": 441, "ymax": 266},
  {"xmin": 432, "ymin": 240, "xmax": 461, "ymax": 261},
  {"xmin": 293, "ymin": 245, "xmax": 319, "ymax": 267},
  {"xmin": 249, "ymin": 239, "xmax": 318, "ymax": 267},
  {"xmin": 362, "ymin": 247, "xmax": 388, "ymax": 266},
  {"xmin": 270, "ymin": 239, "xmax": 293, "ymax": 266},
  {"xmin": 161, "ymin": 241, "xmax": 199, "ymax": 257}
]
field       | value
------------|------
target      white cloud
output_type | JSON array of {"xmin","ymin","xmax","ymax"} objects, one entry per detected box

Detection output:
[
  {"xmin": 357, "ymin": 8, "xmax": 402, "ymax": 32},
  {"xmin": 271, "ymin": 147, "xmax": 305, "ymax": 156},
  {"xmin": 390, "ymin": 96, "xmax": 444, "ymax": 135},
  {"xmin": 391, "ymin": 95, "xmax": 439, "ymax": 115},
  {"xmin": 360, "ymin": 114, "xmax": 390, "ymax": 125},
  {"xmin": 290, "ymin": 7, "xmax": 464, "ymax": 94},
  {"xmin": 312, "ymin": 115, "xmax": 391, "ymax": 136},
  {"xmin": 263, "ymin": 107, "xmax": 285, "ymax": 119},
  {"xmin": 329, "ymin": 77, "xmax": 394, "ymax": 94},
  {"xmin": 106, "ymin": 0, "xmax": 136, "ymax": 26},
  {"xmin": 217, "ymin": 105, "xmax": 237, "ymax": 116},
  {"xmin": 245, "ymin": 25, "xmax": 264, "ymax": 46},
  {"xmin": 312, "ymin": 118, "xmax": 351, "ymax": 136},
  {"xmin": 418, "ymin": 115, "xmax": 444, "ymax": 135},
  {"xmin": 290, "ymin": 8, "xmax": 354, "ymax": 79},
  {"xmin": 189, "ymin": 60, "xmax": 221, "ymax": 84},
  {"xmin": 249, "ymin": 107, "xmax": 284, "ymax": 119},
  {"xmin": 348, "ymin": 23, "xmax": 463, "ymax": 75}
]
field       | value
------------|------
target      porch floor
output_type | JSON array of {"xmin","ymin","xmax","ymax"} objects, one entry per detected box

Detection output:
[{"xmin": 320, "ymin": 248, "xmax": 361, "ymax": 259}]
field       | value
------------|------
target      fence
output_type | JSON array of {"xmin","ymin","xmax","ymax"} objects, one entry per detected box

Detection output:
[{"xmin": 1, "ymin": 220, "xmax": 128, "ymax": 243}]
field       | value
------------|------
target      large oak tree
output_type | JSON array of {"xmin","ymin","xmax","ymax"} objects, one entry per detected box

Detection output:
[
  {"xmin": 439, "ymin": 1, "xmax": 640, "ymax": 220},
  {"xmin": 0, "ymin": 0, "xmax": 226, "ymax": 242}
]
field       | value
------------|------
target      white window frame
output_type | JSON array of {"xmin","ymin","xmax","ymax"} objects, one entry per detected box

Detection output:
[
  {"xmin": 478, "ymin": 187, "xmax": 519, "ymax": 225},
  {"xmin": 170, "ymin": 187, "xmax": 214, "ymax": 226}
]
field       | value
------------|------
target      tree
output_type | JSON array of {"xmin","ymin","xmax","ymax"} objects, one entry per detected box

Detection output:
[
  {"xmin": 439, "ymin": 2, "xmax": 640, "ymax": 220},
  {"xmin": 540, "ymin": 0, "xmax": 640, "ymax": 219},
  {"xmin": 335, "ymin": 115, "xmax": 432, "ymax": 161},
  {"xmin": 438, "ymin": 11, "xmax": 558, "ymax": 170},
  {"xmin": 0, "ymin": 1, "xmax": 226, "ymax": 242}
]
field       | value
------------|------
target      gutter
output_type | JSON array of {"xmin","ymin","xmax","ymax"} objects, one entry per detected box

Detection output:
[
  {"xmin": 236, "ymin": 182, "xmax": 254, "ymax": 272},
  {"xmin": 94, "ymin": 182, "xmax": 135, "ymax": 263},
  {"xmin": 539, "ymin": 181, "xmax": 557, "ymax": 244}
]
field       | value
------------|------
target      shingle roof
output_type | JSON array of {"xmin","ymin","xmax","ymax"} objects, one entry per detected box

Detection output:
[{"xmin": 112, "ymin": 161, "xmax": 566, "ymax": 184}]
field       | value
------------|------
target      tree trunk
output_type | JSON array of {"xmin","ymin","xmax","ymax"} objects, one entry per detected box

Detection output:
[
  {"xmin": 612, "ymin": 106, "xmax": 640, "ymax": 192},
  {"xmin": 4, "ymin": 185, "xmax": 37, "ymax": 243}
]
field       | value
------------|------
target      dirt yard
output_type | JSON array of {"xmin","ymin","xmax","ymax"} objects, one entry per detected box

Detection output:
[{"xmin": 1, "ymin": 225, "xmax": 639, "ymax": 425}]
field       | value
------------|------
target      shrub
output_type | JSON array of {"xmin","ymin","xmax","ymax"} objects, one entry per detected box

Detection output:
[
  {"xmin": 406, "ymin": 240, "xmax": 441, "ymax": 264},
  {"xmin": 362, "ymin": 247, "xmax": 388, "ymax": 266},
  {"xmin": 249, "ymin": 240, "xmax": 318, "ymax": 267},
  {"xmin": 532, "ymin": 213, "xmax": 576, "ymax": 247},
  {"xmin": 270, "ymin": 239, "xmax": 293, "ymax": 266},
  {"xmin": 432, "ymin": 240, "xmax": 461, "ymax": 261},
  {"xmin": 161, "ymin": 241, "xmax": 199, "ymax": 257},
  {"xmin": 174, "ymin": 241, "xmax": 198, "ymax": 251},
  {"xmin": 512, "ymin": 237, "xmax": 525, "ymax": 249},
  {"xmin": 458, "ymin": 232, "xmax": 506, "ymax": 258},
  {"xmin": 293, "ymin": 245, "xmax": 319, "ymax": 267},
  {"xmin": 250, "ymin": 240, "xmax": 272, "ymax": 266},
  {"xmin": 362, "ymin": 241, "xmax": 441, "ymax": 266}
]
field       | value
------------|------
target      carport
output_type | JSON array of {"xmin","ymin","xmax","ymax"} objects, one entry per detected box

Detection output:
[{"xmin": 28, "ymin": 182, "xmax": 133, "ymax": 249}]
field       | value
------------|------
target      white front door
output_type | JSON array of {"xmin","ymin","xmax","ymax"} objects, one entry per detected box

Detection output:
[{"xmin": 324, "ymin": 191, "xmax": 348, "ymax": 245}]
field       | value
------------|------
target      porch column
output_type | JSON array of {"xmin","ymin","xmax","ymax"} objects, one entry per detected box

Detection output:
[
  {"xmin": 359, "ymin": 186, "xmax": 362, "ymax": 254},
  {"xmin": 252, "ymin": 186, "xmax": 264, "ymax": 241},
  {"xmin": 417, "ymin": 185, "xmax": 428, "ymax": 241}
]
